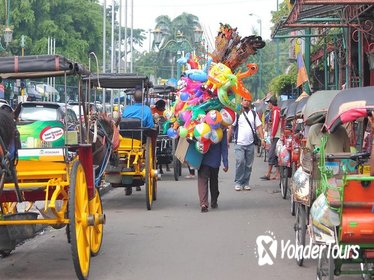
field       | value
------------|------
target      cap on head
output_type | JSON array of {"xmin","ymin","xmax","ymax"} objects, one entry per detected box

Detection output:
[{"xmin": 268, "ymin": 96, "xmax": 277, "ymax": 106}]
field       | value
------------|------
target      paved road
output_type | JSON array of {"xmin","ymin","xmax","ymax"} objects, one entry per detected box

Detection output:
[{"xmin": 0, "ymin": 145, "xmax": 359, "ymax": 279}]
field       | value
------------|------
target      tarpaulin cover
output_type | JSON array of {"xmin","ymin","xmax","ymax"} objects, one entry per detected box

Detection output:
[
  {"xmin": 324, "ymin": 86, "xmax": 374, "ymax": 133},
  {"xmin": 303, "ymin": 90, "xmax": 340, "ymax": 126}
]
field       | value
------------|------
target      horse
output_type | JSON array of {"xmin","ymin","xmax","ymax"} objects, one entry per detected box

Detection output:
[
  {"xmin": 87, "ymin": 112, "xmax": 120, "ymax": 187},
  {"xmin": 0, "ymin": 108, "xmax": 22, "ymax": 203}
]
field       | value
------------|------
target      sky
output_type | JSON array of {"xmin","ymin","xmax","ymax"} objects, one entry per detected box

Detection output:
[{"xmin": 114, "ymin": 0, "xmax": 278, "ymax": 51}]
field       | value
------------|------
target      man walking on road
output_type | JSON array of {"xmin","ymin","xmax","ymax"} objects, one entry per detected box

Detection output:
[
  {"xmin": 228, "ymin": 99, "xmax": 265, "ymax": 191},
  {"xmin": 197, "ymin": 129, "xmax": 229, "ymax": 212},
  {"xmin": 260, "ymin": 97, "xmax": 280, "ymax": 180}
]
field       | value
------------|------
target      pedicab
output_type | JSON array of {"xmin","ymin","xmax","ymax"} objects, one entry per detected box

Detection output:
[
  {"xmin": 288, "ymin": 96, "xmax": 309, "ymax": 215},
  {"xmin": 86, "ymin": 73, "xmax": 158, "ymax": 210},
  {"xmin": 292, "ymin": 90, "xmax": 340, "ymax": 266},
  {"xmin": 278, "ymin": 99, "xmax": 296, "ymax": 200},
  {"xmin": 254, "ymin": 99, "xmax": 269, "ymax": 159},
  {"xmin": 314, "ymin": 86, "xmax": 374, "ymax": 279},
  {"xmin": 0, "ymin": 55, "xmax": 108, "ymax": 280}
]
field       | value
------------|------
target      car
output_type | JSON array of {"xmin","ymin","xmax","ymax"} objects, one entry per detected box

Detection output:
[{"xmin": 16, "ymin": 101, "xmax": 79, "ymax": 131}]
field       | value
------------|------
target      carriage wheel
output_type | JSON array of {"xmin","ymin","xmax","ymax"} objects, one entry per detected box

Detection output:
[
  {"xmin": 317, "ymin": 247, "xmax": 335, "ymax": 280},
  {"xmin": 69, "ymin": 161, "xmax": 91, "ymax": 280},
  {"xmin": 173, "ymin": 156, "xmax": 181, "ymax": 181},
  {"xmin": 153, "ymin": 175, "xmax": 158, "ymax": 201},
  {"xmin": 145, "ymin": 138, "xmax": 154, "ymax": 210},
  {"xmin": 294, "ymin": 203, "xmax": 306, "ymax": 266},
  {"xmin": 89, "ymin": 189, "xmax": 103, "ymax": 256},
  {"xmin": 280, "ymin": 166, "xmax": 289, "ymax": 199}
]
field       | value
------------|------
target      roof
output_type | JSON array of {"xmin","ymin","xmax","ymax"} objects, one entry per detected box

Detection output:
[
  {"xmin": 272, "ymin": 2, "xmax": 374, "ymax": 38},
  {"xmin": 0, "ymin": 55, "xmax": 89, "ymax": 79},
  {"xmin": 83, "ymin": 73, "xmax": 150, "ymax": 89}
]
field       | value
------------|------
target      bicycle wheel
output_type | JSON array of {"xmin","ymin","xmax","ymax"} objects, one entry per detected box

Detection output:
[{"xmin": 294, "ymin": 203, "xmax": 306, "ymax": 266}]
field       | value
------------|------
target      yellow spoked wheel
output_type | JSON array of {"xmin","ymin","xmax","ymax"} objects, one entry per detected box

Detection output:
[
  {"xmin": 145, "ymin": 138, "xmax": 155, "ymax": 210},
  {"xmin": 89, "ymin": 189, "xmax": 103, "ymax": 256},
  {"xmin": 69, "ymin": 161, "xmax": 91, "ymax": 280}
]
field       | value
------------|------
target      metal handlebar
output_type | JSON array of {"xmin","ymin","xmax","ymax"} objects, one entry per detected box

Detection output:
[{"xmin": 326, "ymin": 152, "xmax": 371, "ymax": 161}]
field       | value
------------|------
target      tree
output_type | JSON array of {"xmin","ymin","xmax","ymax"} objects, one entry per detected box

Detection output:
[
  {"xmin": 0, "ymin": 0, "xmax": 146, "ymax": 71},
  {"xmin": 152, "ymin": 13, "xmax": 202, "ymax": 79}
]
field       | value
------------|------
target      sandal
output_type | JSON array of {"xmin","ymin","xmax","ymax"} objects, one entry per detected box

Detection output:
[
  {"xmin": 201, "ymin": 205, "xmax": 208, "ymax": 213},
  {"xmin": 260, "ymin": 175, "xmax": 270, "ymax": 180}
]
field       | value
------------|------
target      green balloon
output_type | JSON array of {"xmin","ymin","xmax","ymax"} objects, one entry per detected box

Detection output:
[{"xmin": 179, "ymin": 126, "xmax": 188, "ymax": 138}]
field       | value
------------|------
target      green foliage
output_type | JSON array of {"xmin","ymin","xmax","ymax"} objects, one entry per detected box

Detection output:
[
  {"xmin": 0, "ymin": 0, "xmax": 146, "ymax": 70},
  {"xmin": 268, "ymin": 64, "xmax": 297, "ymax": 96},
  {"xmin": 271, "ymin": 1, "xmax": 290, "ymax": 23},
  {"xmin": 152, "ymin": 13, "xmax": 202, "ymax": 79}
]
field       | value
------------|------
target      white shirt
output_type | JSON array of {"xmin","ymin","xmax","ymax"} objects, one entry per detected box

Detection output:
[{"xmin": 234, "ymin": 110, "xmax": 262, "ymax": 145}]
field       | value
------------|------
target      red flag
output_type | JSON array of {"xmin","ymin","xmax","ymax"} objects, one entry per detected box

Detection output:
[{"xmin": 296, "ymin": 52, "xmax": 308, "ymax": 87}]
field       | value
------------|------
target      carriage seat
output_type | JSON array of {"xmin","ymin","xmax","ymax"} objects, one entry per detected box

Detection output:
[{"xmin": 119, "ymin": 118, "xmax": 142, "ymax": 140}]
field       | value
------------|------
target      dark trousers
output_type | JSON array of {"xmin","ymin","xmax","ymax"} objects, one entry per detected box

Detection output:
[{"xmin": 197, "ymin": 165, "xmax": 219, "ymax": 207}]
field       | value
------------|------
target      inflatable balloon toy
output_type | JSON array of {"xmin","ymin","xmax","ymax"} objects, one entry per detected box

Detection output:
[
  {"xmin": 217, "ymin": 74, "xmax": 241, "ymax": 112},
  {"xmin": 167, "ymin": 127, "xmax": 178, "ymax": 139},
  {"xmin": 232, "ymin": 63, "xmax": 258, "ymax": 100},
  {"xmin": 220, "ymin": 107, "xmax": 236, "ymax": 127},
  {"xmin": 187, "ymin": 53, "xmax": 199, "ymax": 69},
  {"xmin": 185, "ymin": 69, "xmax": 208, "ymax": 82},
  {"xmin": 190, "ymin": 108, "xmax": 207, "ymax": 122},
  {"xmin": 184, "ymin": 57, "xmax": 212, "ymax": 82},
  {"xmin": 179, "ymin": 126, "xmax": 189, "ymax": 138},
  {"xmin": 194, "ymin": 122, "xmax": 212, "ymax": 142},
  {"xmin": 205, "ymin": 110, "xmax": 222, "ymax": 129},
  {"xmin": 203, "ymin": 62, "xmax": 233, "ymax": 93},
  {"xmin": 195, "ymin": 140, "xmax": 211, "ymax": 154},
  {"xmin": 210, "ymin": 127, "xmax": 223, "ymax": 144},
  {"xmin": 192, "ymin": 98, "xmax": 223, "ymax": 113},
  {"xmin": 177, "ymin": 53, "xmax": 191, "ymax": 70},
  {"xmin": 179, "ymin": 91, "xmax": 190, "ymax": 102}
]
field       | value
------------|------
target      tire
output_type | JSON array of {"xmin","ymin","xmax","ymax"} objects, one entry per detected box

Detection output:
[
  {"xmin": 69, "ymin": 161, "xmax": 91, "ymax": 280},
  {"xmin": 295, "ymin": 203, "xmax": 306, "ymax": 266},
  {"xmin": 89, "ymin": 189, "xmax": 104, "ymax": 256},
  {"xmin": 290, "ymin": 193, "xmax": 296, "ymax": 216},
  {"xmin": 0, "ymin": 250, "xmax": 12, "ymax": 257},
  {"xmin": 317, "ymin": 247, "xmax": 335, "ymax": 280},
  {"xmin": 145, "ymin": 138, "xmax": 154, "ymax": 210},
  {"xmin": 280, "ymin": 166, "xmax": 288, "ymax": 199}
]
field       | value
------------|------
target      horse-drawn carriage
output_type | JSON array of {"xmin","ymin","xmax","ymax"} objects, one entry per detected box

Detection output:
[
  {"xmin": 0, "ymin": 55, "xmax": 111, "ymax": 279},
  {"xmin": 86, "ymin": 73, "xmax": 159, "ymax": 210}
]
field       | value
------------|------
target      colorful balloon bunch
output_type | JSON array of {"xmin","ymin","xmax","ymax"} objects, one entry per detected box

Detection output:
[{"xmin": 163, "ymin": 24, "xmax": 264, "ymax": 154}]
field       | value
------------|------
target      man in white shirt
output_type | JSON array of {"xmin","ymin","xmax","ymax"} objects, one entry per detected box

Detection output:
[{"xmin": 228, "ymin": 99, "xmax": 265, "ymax": 191}]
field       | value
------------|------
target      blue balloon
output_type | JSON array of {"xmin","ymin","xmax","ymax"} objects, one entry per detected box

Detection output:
[
  {"xmin": 179, "ymin": 91, "xmax": 190, "ymax": 102},
  {"xmin": 167, "ymin": 128, "xmax": 178, "ymax": 139}
]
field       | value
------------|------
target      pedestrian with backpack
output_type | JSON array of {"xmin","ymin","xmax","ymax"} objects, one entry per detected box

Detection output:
[{"xmin": 228, "ymin": 98, "xmax": 265, "ymax": 191}]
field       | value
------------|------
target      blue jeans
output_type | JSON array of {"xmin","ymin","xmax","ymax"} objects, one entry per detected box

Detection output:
[{"xmin": 234, "ymin": 143, "xmax": 255, "ymax": 187}]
